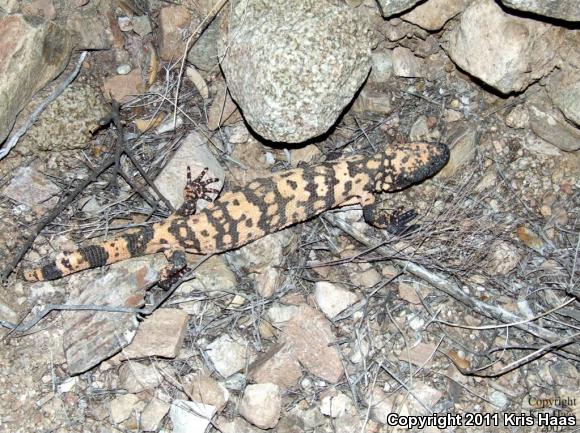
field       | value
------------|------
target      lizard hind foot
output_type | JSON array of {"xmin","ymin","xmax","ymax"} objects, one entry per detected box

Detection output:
[{"xmin": 158, "ymin": 249, "xmax": 189, "ymax": 290}]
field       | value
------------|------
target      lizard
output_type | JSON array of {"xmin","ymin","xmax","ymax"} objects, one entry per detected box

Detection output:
[{"xmin": 23, "ymin": 141, "xmax": 449, "ymax": 284}]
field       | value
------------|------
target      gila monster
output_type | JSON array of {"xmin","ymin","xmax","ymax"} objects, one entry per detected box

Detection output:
[{"xmin": 24, "ymin": 141, "xmax": 449, "ymax": 282}]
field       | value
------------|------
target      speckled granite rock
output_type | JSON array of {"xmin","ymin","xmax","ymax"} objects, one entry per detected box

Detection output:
[
  {"xmin": 219, "ymin": 0, "xmax": 372, "ymax": 143},
  {"xmin": 17, "ymin": 83, "xmax": 108, "ymax": 154}
]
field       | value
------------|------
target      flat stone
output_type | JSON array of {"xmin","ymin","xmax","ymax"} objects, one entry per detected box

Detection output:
[
  {"xmin": 0, "ymin": 14, "xmax": 73, "ymax": 144},
  {"xmin": 207, "ymin": 82, "xmax": 242, "ymax": 130},
  {"xmin": 183, "ymin": 373, "xmax": 229, "ymax": 411},
  {"xmin": 121, "ymin": 308, "xmax": 189, "ymax": 359},
  {"xmin": 170, "ymin": 399, "xmax": 216, "ymax": 433},
  {"xmin": 62, "ymin": 254, "xmax": 166, "ymax": 375},
  {"xmin": 239, "ymin": 383, "xmax": 281, "ymax": 429},
  {"xmin": 154, "ymin": 131, "xmax": 224, "ymax": 212},
  {"xmin": 398, "ymin": 342, "xmax": 437, "ymax": 367},
  {"xmin": 3, "ymin": 164, "xmax": 59, "ymax": 209},
  {"xmin": 248, "ymin": 343, "xmax": 302, "ymax": 388},
  {"xmin": 392, "ymin": 47, "xmax": 425, "ymax": 78},
  {"xmin": 528, "ymin": 98, "xmax": 580, "ymax": 152},
  {"xmin": 314, "ymin": 281, "xmax": 359, "ymax": 319},
  {"xmin": 118, "ymin": 361, "xmax": 162, "ymax": 393},
  {"xmin": 102, "ymin": 68, "xmax": 145, "ymax": 102},
  {"xmin": 178, "ymin": 255, "xmax": 236, "ymax": 297},
  {"xmin": 402, "ymin": 0, "xmax": 467, "ymax": 31},
  {"xmin": 158, "ymin": 5, "xmax": 193, "ymax": 61},
  {"xmin": 282, "ymin": 305, "xmax": 343, "ymax": 383},
  {"xmin": 206, "ymin": 334, "xmax": 249, "ymax": 378},
  {"xmin": 110, "ymin": 393, "xmax": 139, "ymax": 424},
  {"xmin": 140, "ymin": 397, "xmax": 170, "ymax": 432}
]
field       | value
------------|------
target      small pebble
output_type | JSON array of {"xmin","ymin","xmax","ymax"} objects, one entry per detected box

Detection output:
[{"xmin": 116, "ymin": 64, "xmax": 132, "ymax": 75}]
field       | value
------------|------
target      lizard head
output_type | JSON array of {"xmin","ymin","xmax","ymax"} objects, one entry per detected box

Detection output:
[{"xmin": 381, "ymin": 141, "xmax": 449, "ymax": 192}]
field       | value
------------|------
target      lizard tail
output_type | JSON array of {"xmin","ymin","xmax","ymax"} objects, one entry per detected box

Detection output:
[
  {"xmin": 22, "ymin": 224, "xmax": 162, "ymax": 282},
  {"xmin": 23, "ymin": 240, "xmax": 132, "ymax": 282}
]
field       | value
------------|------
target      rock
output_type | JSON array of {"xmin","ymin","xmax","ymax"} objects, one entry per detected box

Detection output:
[
  {"xmin": 63, "ymin": 1, "xmax": 115, "ymax": 50},
  {"xmin": 499, "ymin": 0, "xmax": 580, "ymax": 22},
  {"xmin": 207, "ymin": 82, "xmax": 242, "ymax": 130},
  {"xmin": 314, "ymin": 281, "xmax": 359, "ymax": 319},
  {"xmin": 528, "ymin": 96, "xmax": 580, "ymax": 152},
  {"xmin": 267, "ymin": 305, "xmax": 300, "ymax": 326},
  {"xmin": 248, "ymin": 343, "xmax": 303, "ymax": 388},
  {"xmin": 170, "ymin": 399, "xmax": 216, "ymax": 433},
  {"xmin": 183, "ymin": 373, "xmax": 229, "ymax": 411},
  {"xmin": 351, "ymin": 87, "xmax": 393, "ymax": 115},
  {"xmin": 121, "ymin": 308, "xmax": 189, "ymax": 359},
  {"xmin": 320, "ymin": 393, "xmax": 354, "ymax": 418},
  {"xmin": 439, "ymin": 128, "xmax": 477, "ymax": 177},
  {"xmin": 0, "ymin": 14, "xmax": 73, "ymax": 144},
  {"xmin": 282, "ymin": 305, "xmax": 343, "ymax": 383},
  {"xmin": 3, "ymin": 164, "xmax": 59, "ymax": 209},
  {"xmin": 488, "ymin": 241, "xmax": 521, "ymax": 275},
  {"xmin": 392, "ymin": 46, "xmax": 425, "ymax": 78},
  {"xmin": 398, "ymin": 342, "xmax": 437, "ymax": 367},
  {"xmin": 239, "ymin": 383, "xmax": 281, "ymax": 429},
  {"xmin": 219, "ymin": 0, "xmax": 372, "ymax": 143},
  {"xmin": 402, "ymin": 0, "xmax": 467, "ymax": 31},
  {"xmin": 187, "ymin": 17, "xmax": 220, "ymax": 71},
  {"xmin": 132, "ymin": 15, "xmax": 152, "ymax": 37},
  {"xmin": 154, "ymin": 131, "xmax": 224, "ymax": 212},
  {"xmin": 489, "ymin": 390, "xmax": 508, "ymax": 409},
  {"xmin": 290, "ymin": 144, "xmax": 322, "ymax": 164},
  {"xmin": 444, "ymin": 0, "xmax": 565, "ymax": 94},
  {"xmin": 409, "ymin": 115, "xmax": 440, "ymax": 142},
  {"xmin": 226, "ymin": 230, "xmax": 292, "ymax": 298},
  {"xmin": 334, "ymin": 413, "xmax": 362, "ymax": 433},
  {"xmin": 351, "ymin": 267, "xmax": 382, "ymax": 288},
  {"xmin": 548, "ymin": 70, "xmax": 580, "ymax": 127},
  {"xmin": 186, "ymin": 66, "xmax": 209, "ymax": 99},
  {"xmin": 62, "ymin": 255, "xmax": 167, "ymax": 374},
  {"xmin": 367, "ymin": 388, "xmax": 395, "ymax": 424},
  {"xmin": 178, "ymin": 255, "xmax": 237, "ymax": 297},
  {"xmin": 228, "ymin": 124, "xmax": 251, "ymax": 144},
  {"xmin": 369, "ymin": 50, "xmax": 393, "ymax": 83},
  {"xmin": 140, "ymin": 395, "xmax": 170, "ymax": 431},
  {"xmin": 158, "ymin": 5, "xmax": 192, "ymax": 61},
  {"xmin": 216, "ymin": 416, "xmax": 265, "ymax": 433},
  {"xmin": 118, "ymin": 361, "xmax": 162, "ymax": 393},
  {"xmin": 110, "ymin": 393, "xmax": 139, "ymax": 424},
  {"xmin": 406, "ymin": 382, "xmax": 443, "ymax": 413},
  {"xmin": 376, "ymin": 0, "xmax": 422, "ymax": 17},
  {"xmin": 398, "ymin": 282, "xmax": 421, "ymax": 304},
  {"xmin": 102, "ymin": 68, "xmax": 145, "ymax": 102},
  {"xmin": 17, "ymin": 82, "xmax": 107, "ymax": 154},
  {"xmin": 505, "ymin": 104, "xmax": 530, "ymax": 129},
  {"xmin": 206, "ymin": 334, "xmax": 249, "ymax": 378}
]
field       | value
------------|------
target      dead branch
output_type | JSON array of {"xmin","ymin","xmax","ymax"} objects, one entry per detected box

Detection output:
[{"xmin": 324, "ymin": 212, "xmax": 580, "ymax": 358}]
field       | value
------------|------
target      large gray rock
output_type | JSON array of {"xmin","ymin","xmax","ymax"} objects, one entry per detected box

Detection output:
[
  {"xmin": 219, "ymin": 0, "xmax": 372, "ymax": 143},
  {"xmin": 0, "ymin": 14, "xmax": 73, "ymax": 144},
  {"xmin": 444, "ymin": 0, "xmax": 565, "ymax": 95},
  {"xmin": 499, "ymin": 0, "xmax": 580, "ymax": 22}
]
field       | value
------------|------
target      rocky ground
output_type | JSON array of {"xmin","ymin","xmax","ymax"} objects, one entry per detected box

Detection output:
[{"xmin": 0, "ymin": 0, "xmax": 578, "ymax": 432}]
